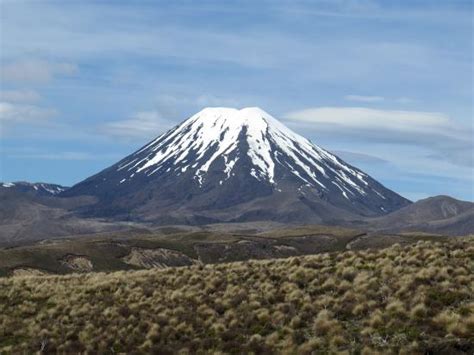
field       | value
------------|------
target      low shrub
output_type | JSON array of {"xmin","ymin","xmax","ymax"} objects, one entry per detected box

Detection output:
[{"xmin": 0, "ymin": 237, "xmax": 472, "ymax": 353}]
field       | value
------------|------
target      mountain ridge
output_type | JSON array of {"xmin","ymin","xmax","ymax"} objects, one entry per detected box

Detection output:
[
  {"xmin": 367, "ymin": 195, "xmax": 474, "ymax": 236},
  {"xmin": 1, "ymin": 181, "xmax": 68, "ymax": 196}
]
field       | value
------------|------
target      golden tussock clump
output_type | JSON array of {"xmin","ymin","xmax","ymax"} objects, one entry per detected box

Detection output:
[{"xmin": 0, "ymin": 237, "xmax": 473, "ymax": 353}]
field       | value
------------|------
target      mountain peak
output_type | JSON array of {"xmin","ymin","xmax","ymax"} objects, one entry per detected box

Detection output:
[
  {"xmin": 133, "ymin": 106, "xmax": 324, "ymax": 186},
  {"xmin": 64, "ymin": 106, "xmax": 411, "ymax": 223},
  {"xmin": 193, "ymin": 106, "xmax": 274, "ymax": 126}
]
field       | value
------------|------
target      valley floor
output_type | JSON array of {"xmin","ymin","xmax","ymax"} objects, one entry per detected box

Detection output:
[{"xmin": 0, "ymin": 238, "xmax": 473, "ymax": 353}]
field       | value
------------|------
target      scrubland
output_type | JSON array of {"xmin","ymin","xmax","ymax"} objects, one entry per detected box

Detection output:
[{"xmin": 0, "ymin": 238, "xmax": 473, "ymax": 353}]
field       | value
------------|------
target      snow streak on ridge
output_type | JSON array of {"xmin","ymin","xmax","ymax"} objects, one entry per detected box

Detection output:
[{"xmin": 116, "ymin": 107, "xmax": 374, "ymax": 200}]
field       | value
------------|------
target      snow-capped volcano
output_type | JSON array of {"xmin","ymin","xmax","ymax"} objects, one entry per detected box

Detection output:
[
  {"xmin": 120, "ymin": 107, "xmax": 366, "ymax": 192},
  {"xmin": 64, "ymin": 107, "xmax": 410, "ymax": 224}
]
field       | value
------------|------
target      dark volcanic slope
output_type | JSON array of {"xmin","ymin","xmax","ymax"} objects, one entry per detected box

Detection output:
[
  {"xmin": 63, "ymin": 107, "xmax": 410, "ymax": 224},
  {"xmin": 369, "ymin": 195, "xmax": 474, "ymax": 236},
  {"xmin": 0, "ymin": 186, "xmax": 126, "ymax": 246}
]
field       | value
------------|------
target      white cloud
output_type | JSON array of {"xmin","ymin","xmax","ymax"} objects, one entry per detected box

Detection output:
[
  {"xmin": 101, "ymin": 111, "xmax": 174, "ymax": 140},
  {"xmin": 0, "ymin": 90, "xmax": 41, "ymax": 103},
  {"xmin": 344, "ymin": 95, "xmax": 417, "ymax": 104},
  {"xmin": 285, "ymin": 107, "xmax": 473, "ymax": 167},
  {"xmin": 344, "ymin": 95, "xmax": 384, "ymax": 103},
  {"xmin": 0, "ymin": 102, "xmax": 57, "ymax": 123},
  {"xmin": 286, "ymin": 107, "xmax": 461, "ymax": 137},
  {"xmin": 1, "ymin": 59, "xmax": 78, "ymax": 84}
]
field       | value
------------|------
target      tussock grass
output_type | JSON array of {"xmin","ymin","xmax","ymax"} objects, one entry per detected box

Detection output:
[{"xmin": 0, "ymin": 238, "xmax": 473, "ymax": 353}]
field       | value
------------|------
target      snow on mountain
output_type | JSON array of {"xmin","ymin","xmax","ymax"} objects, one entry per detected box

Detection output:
[
  {"xmin": 117, "ymin": 107, "xmax": 371, "ymax": 197},
  {"xmin": 64, "ymin": 107, "xmax": 411, "ymax": 223},
  {"xmin": 1, "ymin": 182, "xmax": 68, "ymax": 196}
]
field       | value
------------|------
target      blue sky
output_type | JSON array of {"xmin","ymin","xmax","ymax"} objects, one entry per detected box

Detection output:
[{"xmin": 0, "ymin": 0, "xmax": 472, "ymax": 201}]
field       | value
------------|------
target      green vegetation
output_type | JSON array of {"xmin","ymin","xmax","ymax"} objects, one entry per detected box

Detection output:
[{"xmin": 1, "ymin": 237, "xmax": 472, "ymax": 353}]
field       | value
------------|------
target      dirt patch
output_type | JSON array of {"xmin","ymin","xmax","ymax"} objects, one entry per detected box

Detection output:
[
  {"xmin": 60, "ymin": 255, "xmax": 93, "ymax": 272},
  {"xmin": 122, "ymin": 247, "xmax": 196, "ymax": 269}
]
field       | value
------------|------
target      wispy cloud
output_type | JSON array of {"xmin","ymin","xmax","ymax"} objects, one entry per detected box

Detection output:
[
  {"xmin": 0, "ymin": 89, "xmax": 41, "ymax": 103},
  {"xmin": 344, "ymin": 95, "xmax": 384, "ymax": 103},
  {"xmin": 101, "ymin": 111, "xmax": 175, "ymax": 140},
  {"xmin": 286, "ymin": 107, "xmax": 467, "ymax": 138},
  {"xmin": 285, "ymin": 107, "xmax": 473, "ymax": 167},
  {"xmin": 344, "ymin": 95, "xmax": 417, "ymax": 104},
  {"xmin": 1, "ymin": 59, "xmax": 78, "ymax": 84},
  {"xmin": 0, "ymin": 102, "xmax": 57, "ymax": 124},
  {"xmin": 331, "ymin": 150, "xmax": 389, "ymax": 165}
]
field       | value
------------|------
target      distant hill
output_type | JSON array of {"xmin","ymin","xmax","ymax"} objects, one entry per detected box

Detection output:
[
  {"xmin": 0, "ymin": 186, "xmax": 472, "ymax": 246},
  {"xmin": 368, "ymin": 195, "xmax": 474, "ymax": 236},
  {"xmin": 0, "ymin": 184, "xmax": 126, "ymax": 246},
  {"xmin": 1, "ymin": 181, "xmax": 68, "ymax": 196}
]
